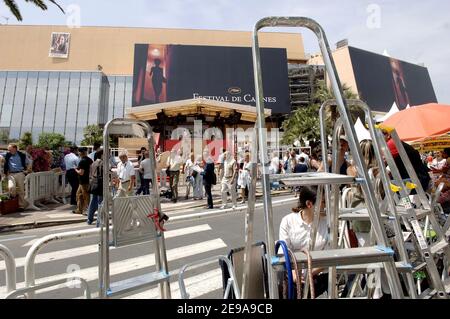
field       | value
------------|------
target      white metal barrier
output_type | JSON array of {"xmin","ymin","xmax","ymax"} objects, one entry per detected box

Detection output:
[
  {"xmin": 24, "ymin": 171, "xmax": 59, "ymax": 211},
  {"xmin": 24, "ymin": 228, "xmax": 100, "ymax": 298},
  {"xmin": 0, "ymin": 244, "xmax": 16, "ymax": 294},
  {"xmin": 53, "ymin": 171, "xmax": 70, "ymax": 204}
]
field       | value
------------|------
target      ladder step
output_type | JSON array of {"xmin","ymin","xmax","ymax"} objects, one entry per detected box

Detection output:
[
  {"xmin": 336, "ymin": 262, "xmax": 412, "ymax": 274},
  {"xmin": 339, "ymin": 208, "xmax": 391, "ymax": 221},
  {"xmin": 273, "ymin": 246, "xmax": 395, "ymax": 269},
  {"xmin": 413, "ymin": 262, "xmax": 427, "ymax": 272},
  {"xmin": 396, "ymin": 207, "xmax": 430, "ymax": 219},
  {"xmin": 430, "ymin": 239, "xmax": 449, "ymax": 255},
  {"xmin": 107, "ymin": 271, "xmax": 170, "ymax": 297},
  {"xmin": 271, "ymin": 172, "xmax": 355, "ymax": 186}
]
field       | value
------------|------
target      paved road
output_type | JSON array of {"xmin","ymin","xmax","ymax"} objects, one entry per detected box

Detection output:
[{"xmin": 0, "ymin": 197, "xmax": 296, "ymax": 299}]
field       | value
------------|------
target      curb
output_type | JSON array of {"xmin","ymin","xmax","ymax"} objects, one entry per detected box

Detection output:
[{"xmin": 0, "ymin": 218, "xmax": 86, "ymax": 233}]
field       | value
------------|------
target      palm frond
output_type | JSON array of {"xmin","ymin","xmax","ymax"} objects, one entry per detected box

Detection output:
[
  {"xmin": 25, "ymin": 0, "xmax": 47, "ymax": 10},
  {"xmin": 48, "ymin": 0, "xmax": 64, "ymax": 13},
  {"xmin": 4, "ymin": 0, "xmax": 22, "ymax": 21}
]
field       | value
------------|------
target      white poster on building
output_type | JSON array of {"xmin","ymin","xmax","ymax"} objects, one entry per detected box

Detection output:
[{"xmin": 49, "ymin": 32, "xmax": 70, "ymax": 58}]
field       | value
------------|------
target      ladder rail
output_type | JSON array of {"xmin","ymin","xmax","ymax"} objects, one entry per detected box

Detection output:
[{"xmin": 375, "ymin": 124, "xmax": 448, "ymax": 299}]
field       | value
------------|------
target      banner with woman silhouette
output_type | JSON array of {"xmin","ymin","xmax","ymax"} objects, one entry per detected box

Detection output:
[
  {"xmin": 348, "ymin": 46, "xmax": 437, "ymax": 112},
  {"xmin": 132, "ymin": 44, "xmax": 291, "ymax": 114}
]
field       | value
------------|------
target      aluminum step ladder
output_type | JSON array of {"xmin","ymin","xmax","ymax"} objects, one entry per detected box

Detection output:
[
  {"xmin": 321, "ymin": 99, "xmax": 419, "ymax": 298},
  {"xmin": 375, "ymin": 123, "xmax": 449, "ymax": 299},
  {"xmin": 99, "ymin": 119, "xmax": 171, "ymax": 299},
  {"xmin": 243, "ymin": 17, "xmax": 405, "ymax": 299}
]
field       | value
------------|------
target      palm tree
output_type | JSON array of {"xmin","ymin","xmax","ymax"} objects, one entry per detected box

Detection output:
[
  {"xmin": 3, "ymin": 0, "xmax": 64, "ymax": 21},
  {"xmin": 281, "ymin": 80, "xmax": 359, "ymax": 146}
]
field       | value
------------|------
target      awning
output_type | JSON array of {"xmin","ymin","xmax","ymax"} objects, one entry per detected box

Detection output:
[{"xmin": 125, "ymin": 98, "xmax": 272, "ymax": 123}]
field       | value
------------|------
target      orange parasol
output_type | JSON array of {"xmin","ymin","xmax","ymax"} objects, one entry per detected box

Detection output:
[{"xmin": 383, "ymin": 103, "xmax": 450, "ymax": 141}]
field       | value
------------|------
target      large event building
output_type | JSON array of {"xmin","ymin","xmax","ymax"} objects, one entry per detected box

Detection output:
[{"xmin": 0, "ymin": 25, "xmax": 437, "ymax": 148}]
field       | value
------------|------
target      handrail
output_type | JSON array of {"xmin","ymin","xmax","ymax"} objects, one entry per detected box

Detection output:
[
  {"xmin": 0, "ymin": 244, "xmax": 16, "ymax": 293},
  {"xmin": 178, "ymin": 255, "xmax": 241, "ymax": 299},
  {"xmin": 24, "ymin": 228, "xmax": 99, "ymax": 298},
  {"xmin": 6, "ymin": 277, "xmax": 91, "ymax": 299}
]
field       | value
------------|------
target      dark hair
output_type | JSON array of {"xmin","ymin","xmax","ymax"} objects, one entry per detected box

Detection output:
[
  {"xmin": 94, "ymin": 149, "xmax": 104, "ymax": 161},
  {"xmin": 140, "ymin": 147, "xmax": 147, "ymax": 151},
  {"xmin": 299, "ymin": 157, "xmax": 305, "ymax": 163},
  {"xmin": 70, "ymin": 146, "xmax": 78, "ymax": 153},
  {"xmin": 292, "ymin": 186, "xmax": 317, "ymax": 212},
  {"xmin": 443, "ymin": 148, "xmax": 450, "ymax": 157},
  {"xmin": 93, "ymin": 142, "xmax": 101, "ymax": 151}
]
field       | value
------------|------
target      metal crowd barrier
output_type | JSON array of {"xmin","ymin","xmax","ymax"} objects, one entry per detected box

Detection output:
[
  {"xmin": 24, "ymin": 228, "xmax": 100, "ymax": 298},
  {"xmin": 24, "ymin": 171, "xmax": 59, "ymax": 211},
  {"xmin": 0, "ymin": 244, "xmax": 16, "ymax": 294},
  {"xmin": 6, "ymin": 277, "xmax": 91, "ymax": 299},
  {"xmin": 53, "ymin": 171, "xmax": 70, "ymax": 204},
  {"xmin": 178, "ymin": 255, "xmax": 241, "ymax": 299}
]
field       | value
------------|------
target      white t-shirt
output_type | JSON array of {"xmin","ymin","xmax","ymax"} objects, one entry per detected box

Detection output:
[
  {"xmin": 279, "ymin": 212, "xmax": 328, "ymax": 252},
  {"xmin": 184, "ymin": 159, "xmax": 195, "ymax": 176},
  {"xmin": 270, "ymin": 156, "xmax": 280, "ymax": 174},
  {"xmin": 117, "ymin": 160, "xmax": 135, "ymax": 182},
  {"xmin": 140, "ymin": 158, "xmax": 153, "ymax": 179},
  {"xmin": 222, "ymin": 158, "xmax": 236, "ymax": 181},
  {"xmin": 431, "ymin": 158, "xmax": 447, "ymax": 170}
]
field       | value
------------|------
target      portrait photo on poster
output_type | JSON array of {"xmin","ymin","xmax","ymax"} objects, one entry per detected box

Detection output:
[{"xmin": 49, "ymin": 32, "xmax": 71, "ymax": 58}]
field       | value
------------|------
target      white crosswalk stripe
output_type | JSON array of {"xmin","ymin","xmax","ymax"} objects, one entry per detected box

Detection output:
[
  {"xmin": 0, "ymin": 223, "xmax": 228, "ymax": 299},
  {"xmin": 124, "ymin": 269, "xmax": 223, "ymax": 299},
  {"xmin": 1, "ymin": 224, "xmax": 212, "ymax": 271}
]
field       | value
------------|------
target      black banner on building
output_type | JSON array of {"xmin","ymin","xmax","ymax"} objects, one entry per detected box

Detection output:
[
  {"xmin": 349, "ymin": 46, "xmax": 437, "ymax": 112},
  {"xmin": 132, "ymin": 44, "xmax": 291, "ymax": 114}
]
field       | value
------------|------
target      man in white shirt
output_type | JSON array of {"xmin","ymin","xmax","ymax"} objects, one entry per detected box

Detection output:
[
  {"xmin": 116, "ymin": 152, "xmax": 136, "ymax": 197},
  {"xmin": 166, "ymin": 149, "xmax": 183, "ymax": 203},
  {"xmin": 221, "ymin": 151, "xmax": 237, "ymax": 209},
  {"xmin": 139, "ymin": 151, "xmax": 153, "ymax": 195},
  {"xmin": 64, "ymin": 146, "xmax": 80, "ymax": 205}
]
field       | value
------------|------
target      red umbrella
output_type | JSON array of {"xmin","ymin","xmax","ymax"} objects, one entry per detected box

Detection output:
[{"xmin": 383, "ymin": 103, "xmax": 450, "ymax": 141}]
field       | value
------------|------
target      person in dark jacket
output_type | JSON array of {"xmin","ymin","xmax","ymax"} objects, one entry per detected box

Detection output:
[
  {"xmin": 202, "ymin": 156, "xmax": 216, "ymax": 209},
  {"xmin": 384, "ymin": 130, "xmax": 431, "ymax": 192}
]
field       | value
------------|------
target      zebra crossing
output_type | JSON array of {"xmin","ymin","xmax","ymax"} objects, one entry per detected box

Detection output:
[{"xmin": 0, "ymin": 222, "xmax": 231, "ymax": 299}]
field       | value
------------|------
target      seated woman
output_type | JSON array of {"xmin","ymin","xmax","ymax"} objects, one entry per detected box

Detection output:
[{"xmin": 279, "ymin": 186, "xmax": 329, "ymax": 297}]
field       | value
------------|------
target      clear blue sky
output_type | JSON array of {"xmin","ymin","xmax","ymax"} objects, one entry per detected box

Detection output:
[{"xmin": 1, "ymin": 0, "xmax": 449, "ymax": 104}]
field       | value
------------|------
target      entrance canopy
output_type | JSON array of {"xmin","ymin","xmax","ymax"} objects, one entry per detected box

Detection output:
[{"xmin": 125, "ymin": 98, "xmax": 272, "ymax": 122}]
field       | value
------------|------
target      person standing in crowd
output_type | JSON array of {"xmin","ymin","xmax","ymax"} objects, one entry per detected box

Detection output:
[
  {"xmin": 309, "ymin": 147, "xmax": 322, "ymax": 172},
  {"xmin": 24, "ymin": 144, "xmax": 34, "ymax": 171},
  {"xmin": 166, "ymin": 149, "xmax": 183, "ymax": 203},
  {"xmin": 431, "ymin": 148, "xmax": 450, "ymax": 213},
  {"xmin": 88, "ymin": 142, "xmax": 102, "ymax": 161},
  {"xmin": 337, "ymin": 135, "xmax": 351, "ymax": 175},
  {"xmin": 116, "ymin": 152, "xmax": 136, "ymax": 197},
  {"xmin": 184, "ymin": 152, "xmax": 195, "ymax": 200},
  {"xmin": 202, "ymin": 154, "xmax": 216, "ymax": 209},
  {"xmin": 297, "ymin": 149, "xmax": 310, "ymax": 170},
  {"xmin": 383, "ymin": 129, "xmax": 431, "ymax": 192},
  {"xmin": 238, "ymin": 152, "xmax": 251, "ymax": 204},
  {"xmin": 156, "ymin": 147, "xmax": 167, "ymax": 189},
  {"xmin": 87, "ymin": 150, "xmax": 104, "ymax": 226},
  {"xmin": 218, "ymin": 148, "xmax": 226, "ymax": 182},
  {"xmin": 269, "ymin": 152, "xmax": 280, "ymax": 175},
  {"xmin": 139, "ymin": 150, "xmax": 153, "ymax": 195},
  {"xmin": 64, "ymin": 146, "xmax": 80, "ymax": 206},
  {"xmin": 221, "ymin": 151, "xmax": 237, "ymax": 209},
  {"xmin": 135, "ymin": 147, "xmax": 148, "ymax": 195},
  {"xmin": 73, "ymin": 147, "xmax": 93, "ymax": 215},
  {"xmin": 4, "ymin": 143, "xmax": 31, "ymax": 211},
  {"xmin": 192, "ymin": 155, "xmax": 204, "ymax": 200},
  {"xmin": 294, "ymin": 157, "xmax": 308, "ymax": 173}
]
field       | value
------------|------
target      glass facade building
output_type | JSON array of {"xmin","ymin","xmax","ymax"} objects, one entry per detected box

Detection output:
[{"xmin": 0, "ymin": 71, "xmax": 133, "ymax": 144}]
